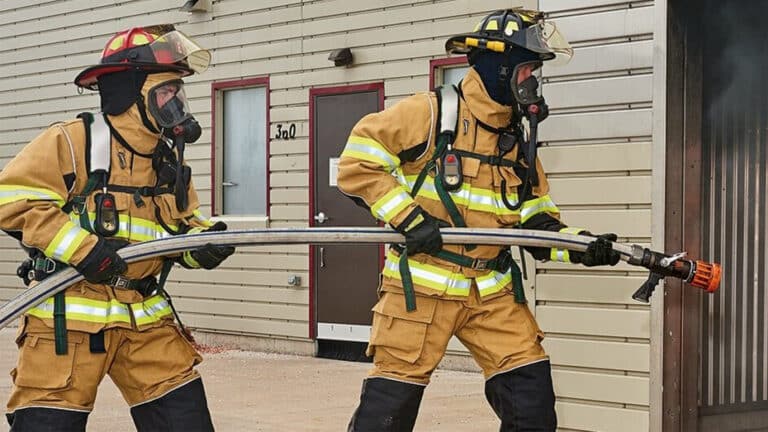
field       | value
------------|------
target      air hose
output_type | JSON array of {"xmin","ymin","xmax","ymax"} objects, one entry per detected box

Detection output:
[{"xmin": 0, "ymin": 227, "xmax": 721, "ymax": 330}]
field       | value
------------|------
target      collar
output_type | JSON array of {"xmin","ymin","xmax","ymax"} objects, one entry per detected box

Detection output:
[{"xmin": 459, "ymin": 68, "xmax": 514, "ymax": 129}]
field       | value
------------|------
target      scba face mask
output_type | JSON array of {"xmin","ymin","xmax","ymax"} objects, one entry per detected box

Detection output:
[
  {"xmin": 147, "ymin": 79, "xmax": 202, "ymax": 143},
  {"xmin": 510, "ymin": 60, "xmax": 543, "ymax": 106}
]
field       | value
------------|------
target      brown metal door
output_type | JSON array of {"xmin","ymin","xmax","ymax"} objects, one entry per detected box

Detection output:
[{"xmin": 310, "ymin": 84, "xmax": 383, "ymax": 343}]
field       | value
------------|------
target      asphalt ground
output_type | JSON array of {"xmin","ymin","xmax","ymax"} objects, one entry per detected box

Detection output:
[{"xmin": 0, "ymin": 328, "xmax": 498, "ymax": 431}]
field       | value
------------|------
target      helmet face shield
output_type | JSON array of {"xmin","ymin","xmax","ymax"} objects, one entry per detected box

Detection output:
[
  {"xmin": 147, "ymin": 79, "xmax": 192, "ymax": 128},
  {"xmin": 148, "ymin": 30, "xmax": 211, "ymax": 74},
  {"xmin": 522, "ymin": 21, "xmax": 573, "ymax": 66},
  {"xmin": 510, "ymin": 60, "xmax": 544, "ymax": 106}
]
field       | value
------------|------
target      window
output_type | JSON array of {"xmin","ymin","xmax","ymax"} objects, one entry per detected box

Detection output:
[
  {"xmin": 212, "ymin": 77, "xmax": 269, "ymax": 216},
  {"xmin": 429, "ymin": 56, "xmax": 469, "ymax": 89}
]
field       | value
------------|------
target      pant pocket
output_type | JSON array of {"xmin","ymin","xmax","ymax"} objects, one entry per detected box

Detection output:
[
  {"xmin": 367, "ymin": 292, "xmax": 438, "ymax": 364},
  {"xmin": 14, "ymin": 333, "xmax": 83, "ymax": 390}
]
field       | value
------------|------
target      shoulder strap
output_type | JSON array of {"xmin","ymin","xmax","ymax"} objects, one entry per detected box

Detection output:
[{"xmin": 435, "ymin": 85, "xmax": 459, "ymax": 144}]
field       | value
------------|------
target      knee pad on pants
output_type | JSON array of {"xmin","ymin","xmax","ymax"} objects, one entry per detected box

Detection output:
[
  {"xmin": 130, "ymin": 378, "xmax": 214, "ymax": 432},
  {"xmin": 347, "ymin": 377, "xmax": 426, "ymax": 432},
  {"xmin": 7, "ymin": 407, "xmax": 88, "ymax": 432},
  {"xmin": 484, "ymin": 360, "xmax": 557, "ymax": 431}
]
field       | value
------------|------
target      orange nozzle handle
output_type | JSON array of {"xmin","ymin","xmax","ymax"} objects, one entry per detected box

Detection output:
[{"xmin": 689, "ymin": 261, "xmax": 721, "ymax": 293}]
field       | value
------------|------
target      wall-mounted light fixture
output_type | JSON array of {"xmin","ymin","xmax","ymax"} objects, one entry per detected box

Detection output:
[
  {"xmin": 180, "ymin": 0, "xmax": 210, "ymax": 12},
  {"xmin": 328, "ymin": 48, "xmax": 353, "ymax": 67}
]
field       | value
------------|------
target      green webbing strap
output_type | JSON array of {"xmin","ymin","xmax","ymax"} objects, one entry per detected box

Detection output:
[
  {"xmin": 510, "ymin": 259, "xmax": 526, "ymax": 304},
  {"xmin": 54, "ymin": 172, "xmax": 100, "ymax": 355},
  {"xmin": 156, "ymin": 259, "xmax": 190, "ymax": 333},
  {"xmin": 398, "ymin": 251, "xmax": 417, "ymax": 312},
  {"xmin": 53, "ymin": 292, "xmax": 67, "ymax": 355}
]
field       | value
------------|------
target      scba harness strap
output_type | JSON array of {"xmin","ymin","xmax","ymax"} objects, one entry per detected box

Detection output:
[{"xmin": 398, "ymin": 86, "xmax": 525, "ymax": 311}]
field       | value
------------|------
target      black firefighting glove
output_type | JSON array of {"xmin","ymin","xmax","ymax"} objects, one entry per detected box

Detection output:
[
  {"xmin": 187, "ymin": 221, "xmax": 236, "ymax": 270},
  {"xmin": 393, "ymin": 207, "xmax": 449, "ymax": 255},
  {"xmin": 75, "ymin": 238, "xmax": 129, "ymax": 283},
  {"xmin": 571, "ymin": 232, "xmax": 621, "ymax": 267}
]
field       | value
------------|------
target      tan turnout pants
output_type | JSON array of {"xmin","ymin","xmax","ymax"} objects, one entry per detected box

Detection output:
[{"xmin": 367, "ymin": 285, "xmax": 548, "ymax": 385}]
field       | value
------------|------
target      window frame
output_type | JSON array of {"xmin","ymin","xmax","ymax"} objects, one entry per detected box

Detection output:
[
  {"xmin": 429, "ymin": 56, "xmax": 468, "ymax": 89},
  {"xmin": 210, "ymin": 76, "xmax": 270, "ymax": 218}
]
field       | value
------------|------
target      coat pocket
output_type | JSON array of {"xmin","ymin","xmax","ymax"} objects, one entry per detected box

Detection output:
[{"xmin": 367, "ymin": 292, "xmax": 438, "ymax": 364}]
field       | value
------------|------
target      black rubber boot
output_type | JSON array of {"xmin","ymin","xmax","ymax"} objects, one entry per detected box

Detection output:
[
  {"xmin": 130, "ymin": 378, "xmax": 214, "ymax": 432},
  {"xmin": 347, "ymin": 377, "xmax": 426, "ymax": 432},
  {"xmin": 7, "ymin": 407, "xmax": 88, "ymax": 432},
  {"xmin": 484, "ymin": 360, "xmax": 557, "ymax": 431}
]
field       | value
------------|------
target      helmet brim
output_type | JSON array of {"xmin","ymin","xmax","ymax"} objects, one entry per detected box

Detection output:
[{"xmin": 74, "ymin": 62, "xmax": 193, "ymax": 91}]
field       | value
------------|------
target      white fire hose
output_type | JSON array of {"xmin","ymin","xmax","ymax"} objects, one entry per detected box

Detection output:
[{"xmin": 0, "ymin": 227, "xmax": 720, "ymax": 330}]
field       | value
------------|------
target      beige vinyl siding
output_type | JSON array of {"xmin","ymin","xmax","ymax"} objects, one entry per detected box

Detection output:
[{"xmin": 535, "ymin": 1, "xmax": 655, "ymax": 430}]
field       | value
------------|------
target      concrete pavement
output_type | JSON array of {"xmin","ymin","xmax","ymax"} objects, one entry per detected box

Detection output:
[{"xmin": 0, "ymin": 328, "xmax": 498, "ymax": 431}]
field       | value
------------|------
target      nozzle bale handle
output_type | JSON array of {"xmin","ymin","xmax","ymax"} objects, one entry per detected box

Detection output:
[{"xmin": 628, "ymin": 246, "xmax": 722, "ymax": 303}]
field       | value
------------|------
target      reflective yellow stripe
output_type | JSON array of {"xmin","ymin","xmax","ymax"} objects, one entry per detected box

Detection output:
[
  {"xmin": 27, "ymin": 295, "xmax": 172, "ymax": 326},
  {"xmin": 398, "ymin": 173, "xmax": 520, "ymax": 217},
  {"xmin": 382, "ymin": 250, "xmax": 513, "ymax": 297},
  {"xmin": 550, "ymin": 227, "xmax": 582, "ymax": 262},
  {"xmin": 44, "ymin": 221, "xmax": 90, "ymax": 264},
  {"xmin": 72, "ymin": 212, "xmax": 176, "ymax": 241},
  {"xmin": 383, "ymin": 250, "xmax": 471, "ymax": 295},
  {"xmin": 27, "ymin": 297, "xmax": 131, "ymax": 324},
  {"xmin": 183, "ymin": 250, "xmax": 201, "ymax": 268},
  {"xmin": 476, "ymin": 269, "xmax": 512, "ymax": 296},
  {"xmin": 192, "ymin": 209, "xmax": 214, "ymax": 227},
  {"xmin": 0, "ymin": 185, "xmax": 65, "ymax": 207},
  {"xmin": 520, "ymin": 194, "xmax": 559, "ymax": 224},
  {"xmin": 404, "ymin": 214, "xmax": 424, "ymax": 232},
  {"xmin": 342, "ymin": 136, "xmax": 400, "ymax": 171},
  {"xmin": 371, "ymin": 188, "xmax": 414, "ymax": 223},
  {"xmin": 550, "ymin": 248, "xmax": 570, "ymax": 262},
  {"xmin": 131, "ymin": 295, "xmax": 172, "ymax": 326},
  {"xmin": 559, "ymin": 227, "xmax": 584, "ymax": 235}
]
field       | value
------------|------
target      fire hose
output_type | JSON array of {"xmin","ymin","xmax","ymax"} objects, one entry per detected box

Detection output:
[{"xmin": 0, "ymin": 227, "xmax": 721, "ymax": 330}]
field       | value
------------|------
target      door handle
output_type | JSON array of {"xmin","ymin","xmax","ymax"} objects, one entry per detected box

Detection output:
[
  {"xmin": 314, "ymin": 212, "xmax": 330, "ymax": 224},
  {"xmin": 319, "ymin": 247, "xmax": 325, "ymax": 268},
  {"xmin": 222, "ymin": 181, "xmax": 238, "ymax": 187}
]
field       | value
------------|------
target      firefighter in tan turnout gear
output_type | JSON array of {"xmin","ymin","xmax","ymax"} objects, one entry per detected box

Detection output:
[
  {"xmin": 1, "ymin": 25, "xmax": 234, "ymax": 431},
  {"xmin": 338, "ymin": 10, "xmax": 621, "ymax": 431}
]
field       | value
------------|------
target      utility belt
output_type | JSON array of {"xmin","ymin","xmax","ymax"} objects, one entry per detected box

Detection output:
[
  {"xmin": 17, "ymin": 256, "xmax": 160, "ymax": 297},
  {"xmin": 391, "ymin": 244, "xmax": 514, "ymax": 273}
]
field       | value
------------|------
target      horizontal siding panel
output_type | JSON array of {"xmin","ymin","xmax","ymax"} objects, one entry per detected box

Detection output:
[
  {"xmin": 214, "ymin": 254, "xmax": 308, "ymax": 271},
  {"xmin": 301, "ymin": 0, "xmax": 432, "ymax": 19},
  {"xmin": 537, "ymin": 306, "xmax": 649, "ymax": 338},
  {"xmin": 181, "ymin": 313, "xmax": 308, "ymax": 338},
  {"xmin": 270, "ymin": 173, "xmax": 308, "ymax": 188},
  {"xmin": 537, "ymin": 274, "xmax": 648, "ymax": 304},
  {"xmin": 558, "ymin": 209, "xmax": 651, "ymax": 238},
  {"xmin": 545, "ymin": 337, "xmax": 649, "ymax": 372},
  {"xmin": 555, "ymin": 6, "xmax": 653, "ymax": 43},
  {"xmin": 542, "ymin": 0, "xmax": 635, "ymax": 10},
  {"xmin": 540, "ymin": 142, "xmax": 651, "ymax": 173},
  {"xmin": 385, "ymin": 77, "xmax": 429, "ymax": 97},
  {"xmin": 171, "ymin": 269, "xmax": 307, "ymax": 286},
  {"xmin": 545, "ymin": 74, "xmax": 652, "ymax": 109},
  {"xmin": 556, "ymin": 401, "xmax": 649, "ymax": 432},
  {"xmin": 270, "ymin": 189, "xmax": 309, "ymax": 205},
  {"xmin": 545, "ymin": 40, "xmax": 652, "ymax": 77},
  {"xmin": 166, "ymin": 281, "xmax": 308, "ymax": 305},
  {"xmin": 270, "ymin": 139, "xmax": 309, "ymax": 156},
  {"xmin": 173, "ymin": 298, "xmax": 307, "ymax": 321},
  {"xmin": 540, "ymin": 109, "xmax": 652, "ymax": 142},
  {"xmin": 553, "ymin": 369, "xmax": 649, "ymax": 405},
  {"xmin": 0, "ymin": 276, "xmax": 24, "ymax": 291},
  {"xmin": 548, "ymin": 176, "xmax": 651, "ymax": 205},
  {"xmin": 270, "ymin": 205, "xmax": 308, "ymax": 221},
  {"xmin": 0, "ymin": 287, "xmax": 24, "ymax": 302}
]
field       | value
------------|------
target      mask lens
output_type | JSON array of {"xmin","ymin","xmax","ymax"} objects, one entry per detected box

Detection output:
[
  {"xmin": 511, "ymin": 61, "xmax": 543, "ymax": 106},
  {"xmin": 148, "ymin": 80, "xmax": 192, "ymax": 128}
]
